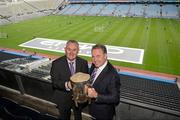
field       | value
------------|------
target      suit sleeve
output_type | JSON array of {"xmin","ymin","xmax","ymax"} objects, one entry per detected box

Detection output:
[
  {"xmin": 83, "ymin": 60, "xmax": 89, "ymax": 74},
  {"xmin": 50, "ymin": 61, "xmax": 66, "ymax": 91},
  {"xmin": 96, "ymin": 73, "xmax": 120, "ymax": 104}
]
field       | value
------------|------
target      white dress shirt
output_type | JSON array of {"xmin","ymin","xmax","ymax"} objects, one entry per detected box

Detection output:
[
  {"xmin": 67, "ymin": 59, "xmax": 76, "ymax": 72},
  {"xmin": 65, "ymin": 59, "xmax": 76, "ymax": 91},
  {"xmin": 91, "ymin": 61, "xmax": 108, "ymax": 85}
]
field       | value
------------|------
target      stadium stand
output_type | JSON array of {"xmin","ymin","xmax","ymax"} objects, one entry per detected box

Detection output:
[
  {"xmin": 0, "ymin": 0, "xmax": 64, "ymax": 24},
  {"xmin": 57, "ymin": 4, "xmax": 72, "ymax": 14},
  {"xmin": 162, "ymin": 4, "xmax": 179, "ymax": 18},
  {"xmin": 57, "ymin": 2, "xmax": 179, "ymax": 18},
  {"xmin": 74, "ymin": 4, "xmax": 93, "ymax": 15},
  {"xmin": 100, "ymin": 4, "xmax": 116, "ymax": 16},
  {"xmin": 87, "ymin": 4, "xmax": 104, "ymax": 15},
  {"xmin": 54, "ymin": 0, "xmax": 180, "ymax": 18},
  {"xmin": 0, "ymin": 49, "xmax": 180, "ymax": 120},
  {"xmin": 0, "ymin": 96, "xmax": 58, "ymax": 120},
  {"xmin": 146, "ymin": 4, "xmax": 161, "ymax": 18},
  {"xmin": 0, "ymin": 0, "xmax": 179, "ymax": 25},
  {"xmin": 0, "ymin": 0, "xmax": 180, "ymax": 119},
  {"xmin": 68, "ymin": 0, "xmax": 180, "ymax": 3},
  {"xmin": 114, "ymin": 4, "xmax": 130, "ymax": 16},
  {"xmin": 63, "ymin": 4, "xmax": 82, "ymax": 15}
]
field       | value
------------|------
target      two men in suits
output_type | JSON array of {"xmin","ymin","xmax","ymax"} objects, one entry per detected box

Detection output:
[
  {"xmin": 87, "ymin": 44, "xmax": 121, "ymax": 120},
  {"xmin": 50, "ymin": 40, "xmax": 88, "ymax": 120}
]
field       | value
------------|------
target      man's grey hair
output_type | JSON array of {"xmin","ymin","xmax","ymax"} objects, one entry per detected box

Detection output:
[{"xmin": 66, "ymin": 40, "xmax": 79, "ymax": 47}]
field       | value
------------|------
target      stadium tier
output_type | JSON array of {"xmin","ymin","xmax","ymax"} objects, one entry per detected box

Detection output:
[
  {"xmin": 0, "ymin": 49, "xmax": 180, "ymax": 120},
  {"xmin": 68, "ymin": 0, "xmax": 180, "ymax": 3},
  {"xmin": 0, "ymin": 0, "xmax": 63, "ymax": 25},
  {"xmin": 58, "ymin": 3, "xmax": 180, "ymax": 18},
  {"xmin": 0, "ymin": 0, "xmax": 179, "ymax": 25},
  {"xmin": 0, "ymin": 0, "xmax": 180, "ymax": 119}
]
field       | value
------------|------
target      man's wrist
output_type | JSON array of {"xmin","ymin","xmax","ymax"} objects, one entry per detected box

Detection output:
[{"xmin": 65, "ymin": 82, "xmax": 70, "ymax": 91}]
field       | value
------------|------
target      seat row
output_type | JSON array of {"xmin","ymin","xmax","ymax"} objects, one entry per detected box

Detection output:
[{"xmin": 0, "ymin": 97, "xmax": 58, "ymax": 120}]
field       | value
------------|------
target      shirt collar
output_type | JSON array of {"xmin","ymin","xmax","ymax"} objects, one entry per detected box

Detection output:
[
  {"xmin": 67, "ymin": 59, "xmax": 76, "ymax": 63},
  {"xmin": 97, "ymin": 60, "xmax": 107, "ymax": 72}
]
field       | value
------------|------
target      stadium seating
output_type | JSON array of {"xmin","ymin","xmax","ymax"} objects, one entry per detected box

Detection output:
[
  {"xmin": 0, "ymin": 97, "xmax": 19, "ymax": 109},
  {"xmin": 162, "ymin": 4, "xmax": 178, "ymax": 18},
  {"xmin": 68, "ymin": 0, "xmax": 180, "ymax": 3},
  {"xmin": 119, "ymin": 72, "xmax": 180, "ymax": 115},
  {"xmin": 114, "ymin": 4, "xmax": 129, "ymax": 17},
  {"xmin": 63, "ymin": 4, "xmax": 82, "ymax": 15},
  {"xmin": 2, "ymin": 107, "xmax": 30, "ymax": 120},
  {"xmin": 0, "ymin": 0, "xmax": 64, "ymax": 24},
  {"xmin": 146, "ymin": 4, "xmax": 161, "ymax": 18},
  {"xmin": 41, "ymin": 114, "xmax": 58, "ymax": 120},
  {"xmin": 0, "ymin": 0, "xmax": 179, "ymax": 25},
  {"xmin": 58, "ymin": 3, "xmax": 179, "ymax": 18},
  {"xmin": 100, "ymin": 4, "xmax": 117, "ymax": 16},
  {"xmin": 0, "ymin": 97, "xmax": 29, "ymax": 120},
  {"xmin": 87, "ymin": 4, "xmax": 105, "ymax": 15},
  {"xmin": 74, "ymin": 4, "xmax": 92, "ymax": 15},
  {"xmin": 19, "ymin": 105, "xmax": 42, "ymax": 120},
  {"xmin": 0, "ymin": 97, "xmax": 58, "ymax": 120}
]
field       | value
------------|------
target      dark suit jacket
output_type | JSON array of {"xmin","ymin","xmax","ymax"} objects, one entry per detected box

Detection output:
[
  {"xmin": 50, "ymin": 55, "xmax": 88, "ymax": 109},
  {"xmin": 89, "ymin": 62, "xmax": 120, "ymax": 119}
]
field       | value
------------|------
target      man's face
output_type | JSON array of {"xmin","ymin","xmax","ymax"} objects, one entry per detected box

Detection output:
[
  {"xmin": 65, "ymin": 42, "xmax": 79, "ymax": 61},
  {"xmin": 92, "ymin": 48, "xmax": 107, "ymax": 68}
]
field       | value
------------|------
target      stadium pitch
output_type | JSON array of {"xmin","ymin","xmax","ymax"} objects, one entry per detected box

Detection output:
[{"xmin": 0, "ymin": 15, "xmax": 179, "ymax": 75}]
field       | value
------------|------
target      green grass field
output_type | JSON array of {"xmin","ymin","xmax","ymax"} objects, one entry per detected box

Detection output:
[{"xmin": 0, "ymin": 15, "xmax": 179, "ymax": 75}]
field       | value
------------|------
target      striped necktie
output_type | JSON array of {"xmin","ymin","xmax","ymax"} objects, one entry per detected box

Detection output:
[
  {"xmin": 89, "ymin": 68, "xmax": 97, "ymax": 85},
  {"xmin": 69, "ymin": 62, "xmax": 75, "ymax": 75}
]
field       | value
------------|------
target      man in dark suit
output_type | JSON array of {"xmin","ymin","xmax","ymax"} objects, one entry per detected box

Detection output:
[
  {"xmin": 50, "ymin": 40, "xmax": 89, "ymax": 120},
  {"xmin": 87, "ymin": 44, "xmax": 120, "ymax": 120}
]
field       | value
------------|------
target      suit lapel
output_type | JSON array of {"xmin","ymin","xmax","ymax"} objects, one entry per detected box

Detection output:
[
  {"xmin": 92, "ymin": 64, "xmax": 109, "ymax": 87},
  {"xmin": 75, "ymin": 57, "xmax": 81, "ymax": 73},
  {"xmin": 90, "ymin": 64, "xmax": 95, "ymax": 74},
  {"xmin": 63, "ymin": 56, "xmax": 71, "ymax": 77}
]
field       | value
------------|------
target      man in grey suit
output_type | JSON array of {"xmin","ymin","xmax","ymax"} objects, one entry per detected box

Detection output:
[
  {"xmin": 87, "ymin": 44, "xmax": 120, "ymax": 120},
  {"xmin": 50, "ymin": 40, "xmax": 88, "ymax": 120}
]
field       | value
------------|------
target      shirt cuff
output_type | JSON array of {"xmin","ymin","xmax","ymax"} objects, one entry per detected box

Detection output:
[
  {"xmin": 95, "ymin": 95, "xmax": 99, "ymax": 102},
  {"xmin": 65, "ymin": 82, "xmax": 70, "ymax": 91}
]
